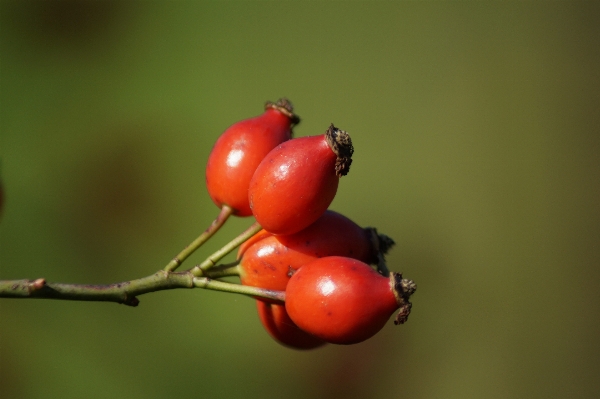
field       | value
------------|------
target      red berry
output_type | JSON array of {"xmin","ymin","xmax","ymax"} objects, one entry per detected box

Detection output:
[
  {"xmin": 256, "ymin": 301, "xmax": 325, "ymax": 350},
  {"xmin": 205, "ymin": 99, "xmax": 299, "ymax": 216},
  {"xmin": 285, "ymin": 256, "xmax": 416, "ymax": 345},
  {"xmin": 248, "ymin": 124, "xmax": 353, "ymax": 235},
  {"xmin": 237, "ymin": 211, "xmax": 392, "ymax": 298}
]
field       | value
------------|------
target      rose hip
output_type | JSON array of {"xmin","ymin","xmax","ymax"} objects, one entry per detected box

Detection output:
[
  {"xmin": 285, "ymin": 256, "xmax": 416, "ymax": 345},
  {"xmin": 237, "ymin": 211, "xmax": 394, "ymax": 298},
  {"xmin": 205, "ymin": 99, "xmax": 299, "ymax": 216},
  {"xmin": 248, "ymin": 124, "xmax": 353, "ymax": 235}
]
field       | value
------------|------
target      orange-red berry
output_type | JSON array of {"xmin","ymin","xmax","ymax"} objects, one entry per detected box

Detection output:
[
  {"xmin": 238, "ymin": 211, "xmax": 391, "ymax": 299},
  {"xmin": 285, "ymin": 257, "xmax": 416, "ymax": 345},
  {"xmin": 248, "ymin": 124, "xmax": 353, "ymax": 234},
  {"xmin": 205, "ymin": 99, "xmax": 299, "ymax": 216}
]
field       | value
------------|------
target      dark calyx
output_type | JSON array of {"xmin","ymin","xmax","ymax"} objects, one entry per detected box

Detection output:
[{"xmin": 325, "ymin": 123, "xmax": 354, "ymax": 177}]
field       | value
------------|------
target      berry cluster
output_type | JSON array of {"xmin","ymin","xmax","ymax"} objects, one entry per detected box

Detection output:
[
  {"xmin": 0, "ymin": 99, "xmax": 415, "ymax": 333},
  {"xmin": 205, "ymin": 99, "xmax": 416, "ymax": 348}
]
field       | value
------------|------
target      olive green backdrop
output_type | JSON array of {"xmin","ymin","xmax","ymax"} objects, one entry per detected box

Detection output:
[{"xmin": 1, "ymin": 2, "xmax": 599, "ymax": 398}]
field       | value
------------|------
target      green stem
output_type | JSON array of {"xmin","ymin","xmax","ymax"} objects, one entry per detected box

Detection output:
[
  {"xmin": 193, "ymin": 277, "xmax": 284, "ymax": 302},
  {"xmin": 0, "ymin": 271, "xmax": 194, "ymax": 306},
  {"xmin": 203, "ymin": 263, "xmax": 241, "ymax": 279},
  {"xmin": 191, "ymin": 222, "xmax": 261, "ymax": 276},
  {"xmin": 164, "ymin": 205, "xmax": 233, "ymax": 272},
  {"xmin": 0, "ymin": 269, "xmax": 284, "ymax": 306},
  {"xmin": 209, "ymin": 259, "xmax": 241, "ymax": 270}
]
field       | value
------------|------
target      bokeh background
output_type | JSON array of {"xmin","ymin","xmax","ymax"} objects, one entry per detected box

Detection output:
[{"xmin": 1, "ymin": 2, "xmax": 599, "ymax": 398}]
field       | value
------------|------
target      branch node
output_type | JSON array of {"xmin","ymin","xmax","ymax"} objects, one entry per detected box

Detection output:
[
  {"xmin": 30, "ymin": 278, "xmax": 46, "ymax": 292},
  {"xmin": 124, "ymin": 297, "xmax": 140, "ymax": 307}
]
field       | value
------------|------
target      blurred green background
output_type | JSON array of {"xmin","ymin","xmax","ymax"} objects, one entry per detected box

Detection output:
[{"xmin": 1, "ymin": 2, "xmax": 599, "ymax": 398}]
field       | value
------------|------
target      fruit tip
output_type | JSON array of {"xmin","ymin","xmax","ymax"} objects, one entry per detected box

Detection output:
[
  {"xmin": 265, "ymin": 98, "xmax": 301, "ymax": 126},
  {"xmin": 325, "ymin": 123, "xmax": 354, "ymax": 177}
]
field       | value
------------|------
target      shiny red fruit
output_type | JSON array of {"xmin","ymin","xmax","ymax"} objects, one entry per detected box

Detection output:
[
  {"xmin": 248, "ymin": 124, "xmax": 353, "ymax": 235},
  {"xmin": 205, "ymin": 99, "xmax": 299, "ymax": 216},
  {"xmin": 238, "ymin": 211, "xmax": 392, "ymax": 298},
  {"xmin": 285, "ymin": 256, "xmax": 416, "ymax": 345},
  {"xmin": 256, "ymin": 301, "xmax": 325, "ymax": 350}
]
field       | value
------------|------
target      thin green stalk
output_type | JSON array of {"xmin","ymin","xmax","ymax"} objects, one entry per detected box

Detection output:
[
  {"xmin": 208, "ymin": 259, "xmax": 240, "ymax": 270},
  {"xmin": 164, "ymin": 205, "xmax": 233, "ymax": 272},
  {"xmin": 193, "ymin": 277, "xmax": 284, "ymax": 302},
  {"xmin": 203, "ymin": 263, "xmax": 241, "ymax": 279},
  {"xmin": 191, "ymin": 222, "xmax": 261, "ymax": 276}
]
